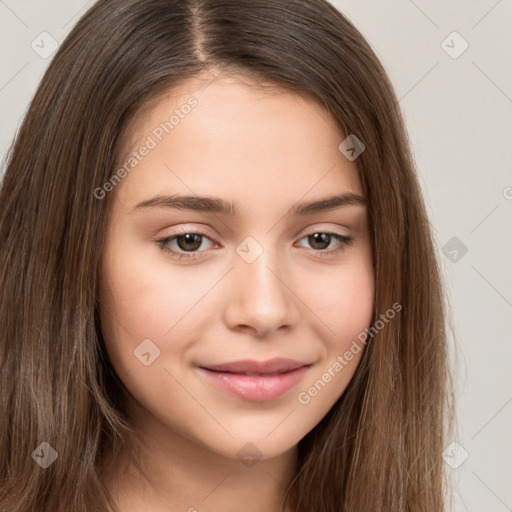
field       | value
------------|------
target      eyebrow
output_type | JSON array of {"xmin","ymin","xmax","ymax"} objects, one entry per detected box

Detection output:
[{"xmin": 132, "ymin": 192, "xmax": 367, "ymax": 216}]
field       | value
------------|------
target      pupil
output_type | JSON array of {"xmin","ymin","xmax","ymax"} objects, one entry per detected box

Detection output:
[
  {"xmin": 310, "ymin": 233, "xmax": 330, "ymax": 250},
  {"xmin": 177, "ymin": 234, "xmax": 202, "ymax": 251}
]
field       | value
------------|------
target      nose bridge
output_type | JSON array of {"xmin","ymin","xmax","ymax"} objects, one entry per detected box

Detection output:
[
  {"xmin": 236, "ymin": 234, "xmax": 287, "ymax": 305},
  {"xmin": 224, "ymin": 235, "xmax": 296, "ymax": 335}
]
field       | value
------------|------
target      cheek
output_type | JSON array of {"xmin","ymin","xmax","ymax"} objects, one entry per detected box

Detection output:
[
  {"xmin": 292, "ymin": 266, "xmax": 374, "ymax": 410},
  {"xmin": 330, "ymin": 272, "xmax": 374, "ymax": 340},
  {"xmin": 101, "ymin": 240, "xmax": 206, "ymax": 337},
  {"xmin": 297, "ymin": 256, "xmax": 374, "ymax": 346},
  {"xmin": 99, "ymin": 242, "xmax": 222, "ymax": 382},
  {"xmin": 98, "ymin": 239, "xmax": 181, "ymax": 378}
]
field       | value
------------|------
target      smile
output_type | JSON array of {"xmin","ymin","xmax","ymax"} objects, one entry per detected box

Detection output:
[{"xmin": 197, "ymin": 360, "xmax": 312, "ymax": 402}]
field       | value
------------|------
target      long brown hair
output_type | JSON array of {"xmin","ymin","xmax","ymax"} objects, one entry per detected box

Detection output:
[{"xmin": 0, "ymin": 0, "xmax": 453, "ymax": 510}]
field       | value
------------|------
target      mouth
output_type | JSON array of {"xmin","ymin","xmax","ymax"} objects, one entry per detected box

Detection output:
[{"xmin": 198, "ymin": 358, "xmax": 312, "ymax": 402}]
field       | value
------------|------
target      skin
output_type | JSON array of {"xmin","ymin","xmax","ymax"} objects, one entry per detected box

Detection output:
[{"xmin": 99, "ymin": 69, "xmax": 375, "ymax": 512}]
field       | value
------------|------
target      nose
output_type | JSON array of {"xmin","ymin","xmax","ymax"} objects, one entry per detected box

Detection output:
[{"xmin": 222, "ymin": 245, "xmax": 299, "ymax": 337}]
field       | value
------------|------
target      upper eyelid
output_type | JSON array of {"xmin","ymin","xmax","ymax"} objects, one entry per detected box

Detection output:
[
  {"xmin": 296, "ymin": 223, "xmax": 351, "ymax": 238},
  {"xmin": 161, "ymin": 222, "xmax": 351, "ymax": 239}
]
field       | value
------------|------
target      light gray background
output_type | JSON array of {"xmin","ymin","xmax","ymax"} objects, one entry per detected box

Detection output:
[{"xmin": 1, "ymin": 1, "xmax": 511, "ymax": 510}]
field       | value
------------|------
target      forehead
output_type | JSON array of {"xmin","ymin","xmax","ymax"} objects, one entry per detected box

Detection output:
[{"xmin": 115, "ymin": 72, "xmax": 363, "ymax": 210}]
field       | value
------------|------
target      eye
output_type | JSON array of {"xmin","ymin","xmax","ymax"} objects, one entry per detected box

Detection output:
[
  {"xmin": 296, "ymin": 232, "xmax": 354, "ymax": 257},
  {"xmin": 155, "ymin": 229, "xmax": 354, "ymax": 261},
  {"xmin": 156, "ymin": 230, "xmax": 217, "ymax": 260}
]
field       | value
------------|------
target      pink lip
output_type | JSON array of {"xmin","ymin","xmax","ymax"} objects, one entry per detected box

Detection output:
[{"xmin": 198, "ymin": 358, "xmax": 311, "ymax": 401}]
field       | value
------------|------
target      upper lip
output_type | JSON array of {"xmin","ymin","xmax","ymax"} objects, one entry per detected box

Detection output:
[{"xmin": 200, "ymin": 358, "xmax": 310, "ymax": 375}]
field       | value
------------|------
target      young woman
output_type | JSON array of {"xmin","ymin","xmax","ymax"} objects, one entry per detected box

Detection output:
[{"xmin": 0, "ymin": 0, "xmax": 453, "ymax": 510}]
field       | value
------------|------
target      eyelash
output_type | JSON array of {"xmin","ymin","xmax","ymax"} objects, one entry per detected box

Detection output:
[{"xmin": 155, "ymin": 229, "xmax": 354, "ymax": 261}]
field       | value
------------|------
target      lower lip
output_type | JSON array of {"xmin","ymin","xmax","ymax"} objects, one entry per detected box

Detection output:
[{"xmin": 198, "ymin": 366, "xmax": 310, "ymax": 402}]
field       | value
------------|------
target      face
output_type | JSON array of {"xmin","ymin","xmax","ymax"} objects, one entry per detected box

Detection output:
[{"xmin": 99, "ymin": 71, "xmax": 374, "ymax": 463}]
